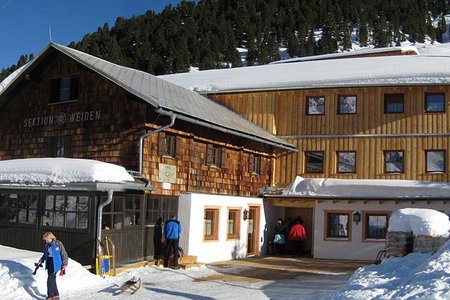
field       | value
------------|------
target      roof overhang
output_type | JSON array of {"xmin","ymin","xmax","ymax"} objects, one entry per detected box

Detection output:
[{"xmin": 0, "ymin": 181, "xmax": 150, "ymax": 192}]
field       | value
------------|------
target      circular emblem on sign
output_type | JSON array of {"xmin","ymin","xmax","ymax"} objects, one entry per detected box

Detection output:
[{"xmin": 55, "ymin": 112, "xmax": 66, "ymax": 126}]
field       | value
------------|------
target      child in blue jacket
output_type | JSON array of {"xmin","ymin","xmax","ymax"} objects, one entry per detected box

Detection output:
[{"xmin": 39, "ymin": 232, "xmax": 68, "ymax": 300}]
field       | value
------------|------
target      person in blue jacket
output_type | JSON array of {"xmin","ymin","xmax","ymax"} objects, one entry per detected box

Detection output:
[
  {"xmin": 163, "ymin": 215, "xmax": 182, "ymax": 269},
  {"xmin": 39, "ymin": 232, "xmax": 68, "ymax": 300}
]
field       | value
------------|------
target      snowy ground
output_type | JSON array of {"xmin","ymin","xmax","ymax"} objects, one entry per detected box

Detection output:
[{"xmin": 2, "ymin": 240, "xmax": 450, "ymax": 299}]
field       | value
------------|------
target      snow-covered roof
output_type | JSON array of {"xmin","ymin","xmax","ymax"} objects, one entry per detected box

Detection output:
[
  {"xmin": 0, "ymin": 158, "xmax": 134, "ymax": 186},
  {"xmin": 161, "ymin": 50, "xmax": 450, "ymax": 93},
  {"xmin": 388, "ymin": 208, "xmax": 450, "ymax": 237},
  {"xmin": 275, "ymin": 176, "xmax": 450, "ymax": 199}
]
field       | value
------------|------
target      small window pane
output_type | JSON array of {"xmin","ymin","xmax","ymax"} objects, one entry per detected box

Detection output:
[
  {"xmin": 338, "ymin": 152, "xmax": 356, "ymax": 173},
  {"xmin": 306, "ymin": 152, "xmax": 324, "ymax": 173},
  {"xmin": 385, "ymin": 151, "xmax": 404, "ymax": 173},
  {"xmin": 366, "ymin": 214, "xmax": 388, "ymax": 239},
  {"xmin": 327, "ymin": 213, "xmax": 349, "ymax": 238},
  {"xmin": 385, "ymin": 94, "xmax": 404, "ymax": 113},
  {"xmin": 338, "ymin": 95, "xmax": 357, "ymax": 114},
  {"xmin": 427, "ymin": 151, "xmax": 445, "ymax": 172},
  {"xmin": 307, "ymin": 96, "xmax": 325, "ymax": 115},
  {"xmin": 426, "ymin": 93, "xmax": 445, "ymax": 112}
]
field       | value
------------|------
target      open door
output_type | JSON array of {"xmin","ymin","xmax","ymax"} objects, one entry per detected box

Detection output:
[{"xmin": 246, "ymin": 206, "xmax": 260, "ymax": 256}]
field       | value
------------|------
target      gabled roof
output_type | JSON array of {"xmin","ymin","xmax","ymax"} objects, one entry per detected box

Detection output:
[{"xmin": 0, "ymin": 43, "xmax": 295, "ymax": 152}]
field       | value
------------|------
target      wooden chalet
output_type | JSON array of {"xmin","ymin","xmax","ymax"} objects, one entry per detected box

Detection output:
[
  {"xmin": 162, "ymin": 47, "xmax": 450, "ymax": 260},
  {"xmin": 0, "ymin": 43, "xmax": 295, "ymax": 267}
]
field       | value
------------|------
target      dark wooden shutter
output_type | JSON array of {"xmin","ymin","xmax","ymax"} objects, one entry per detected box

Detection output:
[
  {"xmin": 249, "ymin": 154, "xmax": 255, "ymax": 173},
  {"xmin": 206, "ymin": 144, "xmax": 213, "ymax": 165},
  {"xmin": 220, "ymin": 147, "xmax": 226, "ymax": 168},
  {"xmin": 157, "ymin": 132, "xmax": 165, "ymax": 156},
  {"xmin": 175, "ymin": 137, "xmax": 182, "ymax": 159}
]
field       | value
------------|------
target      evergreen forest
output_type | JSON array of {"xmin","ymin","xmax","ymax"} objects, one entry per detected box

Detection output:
[{"xmin": 1, "ymin": 0, "xmax": 449, "ymax": 82}]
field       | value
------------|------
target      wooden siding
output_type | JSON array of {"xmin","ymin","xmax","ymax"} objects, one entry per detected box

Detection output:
[
  {"xmin": 0, "ymin": 51, "xmax": 274, "ymax": 197},
  {"xmin": 211, "ymin": 85, "xmax": 450, "ymax": 185}
]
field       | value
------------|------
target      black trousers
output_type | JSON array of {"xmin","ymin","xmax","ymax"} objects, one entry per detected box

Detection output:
[
  {"xmin": 46, "ymin": 258, "xmax": 59, "ymax": 297},
  {"xmin": 164, "ymin": 239, "xmax": 179, "ymax": 267}
]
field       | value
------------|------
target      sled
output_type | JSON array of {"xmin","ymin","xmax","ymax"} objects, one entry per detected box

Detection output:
[{"xmin": 119, "ymin": 276, "xmax": 141, "ymax": 295}]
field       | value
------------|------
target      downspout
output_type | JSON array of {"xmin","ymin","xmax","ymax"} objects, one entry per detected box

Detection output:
[
  {"xmin": 138, "ymin": 110, "xmax": 177, "ymax": 178},
  {"xmin": 97, "ymin": 189, "xmax": 114, "ymax": 243}
]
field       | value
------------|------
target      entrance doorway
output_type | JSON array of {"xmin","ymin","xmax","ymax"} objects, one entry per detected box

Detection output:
[
  {"xmin": 246, "ymin": 206, "xmax": 260, "ymax": 256},
  {"xmin": 286, "ymin": 207, "xmax": 313, "ymax": 256}
]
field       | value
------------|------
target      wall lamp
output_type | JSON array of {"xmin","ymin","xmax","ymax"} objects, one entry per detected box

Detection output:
[
  {"xmin": 353, "ymin": 211, "xmax": 361, "ymax": 225},
  {"xmin": 243, "ymin": 209, "xmax": 248, "ymax": 221}
]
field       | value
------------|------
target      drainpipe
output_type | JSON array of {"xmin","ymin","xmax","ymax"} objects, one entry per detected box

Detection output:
[
  {"xmin": 138, "ymin": 110, "xmax": 177, "ymax": 176},
  {"xmin": 97, "ymin": 189, "xmax": 114, "ymax": 243}
]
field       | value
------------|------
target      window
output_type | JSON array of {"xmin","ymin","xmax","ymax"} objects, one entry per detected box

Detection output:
[
  {"xmin": 306, "ymin": 96, "xmax": 325, "ymax": 115},
  {"xmin": 337, "ymin": 151, "xmax": 356, "ymax": 173},
  {"xmin": 124, "ymin": 196, "xmax": 141, "ymax": 227},
  {"xmin": 426, "ymin": 150, "xmax": 445, "ymax": 173},
  {"xmin": 102, "ymin": 195, "xmax": 143, "ymax": 229},
  {"xmin": 364, "ymin": 212, "xmax": 389, "ymax": 240},
  {"xmin": 206, "ymin": 144, "xmax": 225, "ymax": 168},
  {"xmin": 48, "ymin": 136, "xmax": 71, "ymax": 157},
  {"xmin": 50, "ymin": 75, "xmax": 79, "ymax": 103},
  {"xmin": 0, "ymin": 193, "xmax": 37, "ymax": 225},
  {"xmin": 305, "ymin": 151, "xmax": 324, "ymax": 173},
  {"xmin": 425, "ymin": 93, "xmax": 445, "ymax": 112},
  {"xmin": 384, "ymin": 94, "xmax": 404, "ymax": 113},
  {"xmin": 157, "ymin": 133, "xmax": 177, "ymax": 158},
  {"xmin": 227, "ymin": 209, "xmax": 241, "ymax": 239},
  {"xmin": 384, "ymin": 150, "xmax": 404, "ymax": 173},
  {"xmin": 145, "ymin": 196, "xmax": 178, "ymax": 224},
  {"xmin": 326, "ymin": 211, "xmax": 350, "ymax": 239},
  {"xmin": 204, "ymin": 208, "xmax": 219, "ymax": 240},
  {"xmin": 249, "ymin": 154, "xmax": 264, "ymax": 174},
  {"xmin": 42, "ymin": 194, "xmax": 88, "ymax": 229},
  {"xmin": 338, "ymin": 95, "xmax": 357, "ymax": 114}
]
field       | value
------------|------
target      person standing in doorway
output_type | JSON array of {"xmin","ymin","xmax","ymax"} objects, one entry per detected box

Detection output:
[
  {"xmin": 288, "ymin": 218, "xmax": 307, "ymax": 257},
  {"xmin": 164, "ymin": 215, "xmax": 182, "ymax": 269},
  {"xmin": 273, "ymin": 218, "xmax": 287, "ymax": 255},
  {"xmin": 39, "ymin": 232, "xmax": 68, "ymax": 300}
]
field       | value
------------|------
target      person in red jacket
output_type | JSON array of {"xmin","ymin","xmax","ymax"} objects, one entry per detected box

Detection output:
[{"xmin": 288, "ymin": 217, "xmax": 307, "ymax": 257}]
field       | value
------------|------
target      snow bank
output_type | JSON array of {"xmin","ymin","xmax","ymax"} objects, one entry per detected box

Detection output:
[
  {"xmin": 388, "ymin": 208, "xmax": 450, "ymax": 237},
  {"xmin": 0, "ymin": 158, "xmax": 134, "ymax": 185},
  {"xmin": 335, "ymin": 239, "xmax": 450, "ymax": 299}
]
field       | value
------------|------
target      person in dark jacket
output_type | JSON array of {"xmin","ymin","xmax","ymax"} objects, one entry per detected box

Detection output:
[
  {"xmin": 163, "ymin": 215, "xmax": 182, "ymax": 269},
  {"xmin": 273, "ymin": 218, "xmax": 288, "ymax": 255},
  {"xmin": 153, "ymin": 217, "xmax": 164, "ymax": 259},
  {"xmin": 39, "ymin": 232, "xmax": 68, "ymax": 300}
]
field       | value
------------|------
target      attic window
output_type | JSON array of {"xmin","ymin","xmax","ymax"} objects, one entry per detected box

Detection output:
[{"xmin": 49, "ymin": 75, "xmax": 79, "ymax": 103}]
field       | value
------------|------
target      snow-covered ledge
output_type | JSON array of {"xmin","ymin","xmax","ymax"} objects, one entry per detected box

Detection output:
[{"xmin": 0, "ymin": 158, "xmax": 144, "ymax": 191}]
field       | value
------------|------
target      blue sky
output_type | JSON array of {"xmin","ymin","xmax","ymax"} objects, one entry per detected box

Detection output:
[{"xmin": 0, "ymin": 0, "xmax": 182, "ymax": 70}]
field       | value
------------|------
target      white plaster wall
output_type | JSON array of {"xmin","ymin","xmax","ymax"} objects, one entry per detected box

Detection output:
[
  {"xmin": 177, "ymin": 193, "xmax": 267, "ymax": 263},
  {"xmin": 314, "ymin": 200, "xmax": 450, "ymax": 260}
]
